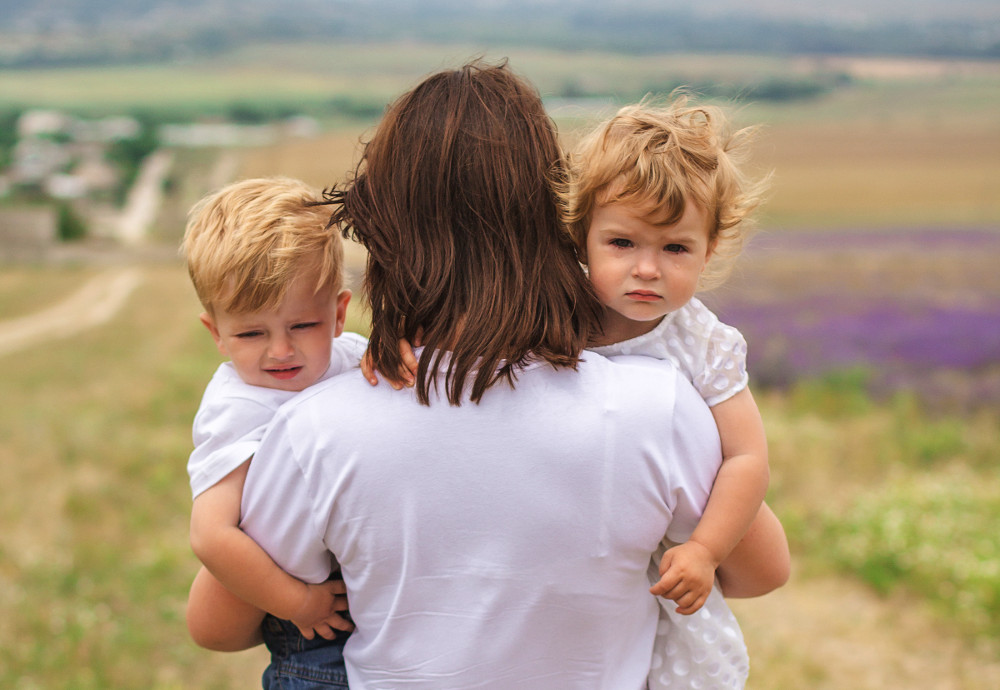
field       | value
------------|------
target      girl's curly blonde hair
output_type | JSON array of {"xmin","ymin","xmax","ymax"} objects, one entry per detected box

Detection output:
[{"xmin": 561, "ymin": 95, "xmax": 769, "ymax": 290}]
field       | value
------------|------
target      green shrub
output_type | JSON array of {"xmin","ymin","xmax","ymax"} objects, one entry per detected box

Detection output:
[
  {"xmin": 818, "ymin": 466, "xmax": 1000, "ymax": 640},
  {"xmin": 57, "ymin": 203, "xmax": 88, "ymax": 241}
]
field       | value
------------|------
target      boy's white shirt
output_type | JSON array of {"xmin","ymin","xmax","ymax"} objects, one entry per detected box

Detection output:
[
  {"xmin": 589, "ymin": 296, "xmax": 748, "ymax": 407},
  {"xmin": 187, "ymin": 331, "xmax": 368, "ymax": 499}
]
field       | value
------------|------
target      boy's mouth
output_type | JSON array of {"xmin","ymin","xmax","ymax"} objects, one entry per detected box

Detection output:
[{"xmin": 266, "ymin": 366, "xmax": 303, "ymax": 380}]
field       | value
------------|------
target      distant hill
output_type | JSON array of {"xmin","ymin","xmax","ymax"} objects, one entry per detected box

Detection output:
[{"xmin": 1, "ymin": 0, "xmax": 998, "ymax": 67}]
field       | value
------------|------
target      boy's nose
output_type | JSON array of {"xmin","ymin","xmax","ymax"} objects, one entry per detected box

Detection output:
[{"xmin": 268, "ymin": 335, "xmax": 295, "ymax": 360}]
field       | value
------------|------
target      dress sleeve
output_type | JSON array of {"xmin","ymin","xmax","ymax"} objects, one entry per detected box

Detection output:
[
  {"xmin": 681, "ymin": 299, "xmax": 750, "ymax": 407},
  {"xmin": 240, "ymin": 401, "xmax": 335, "ymax": 584}
]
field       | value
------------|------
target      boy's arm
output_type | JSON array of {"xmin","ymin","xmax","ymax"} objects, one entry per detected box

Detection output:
[
  {"xmin": 650, "ymin": 387, "xmax": 770, "ymax": 613},
  {"xmin": 360, "ymin": 334, "xmax": 420, "ymax": 388},
  {"xmin": 189, "ymin": 461, "xmax": 352, "ymax": 641}
]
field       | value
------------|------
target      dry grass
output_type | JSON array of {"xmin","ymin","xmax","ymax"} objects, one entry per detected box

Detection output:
[{"xmin": 751, "ymin": 120, "xmax": 1000, "ymax": 227}]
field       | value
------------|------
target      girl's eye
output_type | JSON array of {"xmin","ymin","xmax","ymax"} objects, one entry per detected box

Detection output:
[
  {"xmin": 610, "ymin": 238, "xmax": 632, "ymax": 248},
  {"xmin": 665, "ymin": 243, "xmax": 687, "ymax": 254}
]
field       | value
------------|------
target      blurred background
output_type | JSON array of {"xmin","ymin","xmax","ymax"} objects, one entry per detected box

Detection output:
[{"xmin": 0, "ymin": 1, "xmax": 998, "ymax": 687}]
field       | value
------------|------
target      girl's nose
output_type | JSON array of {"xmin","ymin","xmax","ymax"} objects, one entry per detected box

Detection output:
[{"xmin": 632, "ymin": 253, "xmax": 661, "ymax": 280}]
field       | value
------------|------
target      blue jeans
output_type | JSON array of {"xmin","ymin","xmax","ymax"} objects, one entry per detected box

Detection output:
[{"xmin": 260, "ymin": 614, "xmax": 351, "ymax": 689}]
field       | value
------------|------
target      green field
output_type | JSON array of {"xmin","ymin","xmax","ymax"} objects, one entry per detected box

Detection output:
[
  {"xmin": 2, "ymin": 43, "xmax": 1000, "ymax": 688},
  {"xmin": 0, "ymin": 42, "xmax": 842, "ymax": 114}
]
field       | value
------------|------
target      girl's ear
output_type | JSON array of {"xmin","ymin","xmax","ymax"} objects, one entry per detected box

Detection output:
[
  {"xmin": 704, "ymin": 228, "xmax": 719, "ymax": 266},
  {"xmin": 703, "ymin": 242, "xmax": 716, "ymax": 268},
  {"xmin": 199, "ymin": 312, "xmax": 227, "ymax": 356}
]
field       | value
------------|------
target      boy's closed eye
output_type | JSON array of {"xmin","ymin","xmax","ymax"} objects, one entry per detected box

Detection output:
[
  {"xmin": 235, "ymin": 330, "xmax": 264, "ymax": 339},
  {"xmin": 291, "ymin": 322, "xmax": 321, "ymax": 331}
]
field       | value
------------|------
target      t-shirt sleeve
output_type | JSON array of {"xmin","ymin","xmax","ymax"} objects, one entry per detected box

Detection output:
[
  {"xmin": 682, "ymin": 299, "xmax": 749, "ymax": 407},
  {"xmin": 326, "ymin": 332, "xmax": 369, "ymax": 376},
  {"xmin": 662, "ymin": 371, "xmax": 724, "ymax": 544},
  {"xmin": 240, "ymin": 401, "xmax": 335, "ymax": 583},
  {"xmin": 187, "ymin": 370, "xmax": 284, "ymax": 499}
]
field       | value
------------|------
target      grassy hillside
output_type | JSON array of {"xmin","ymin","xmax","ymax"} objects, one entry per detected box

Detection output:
[{"xmin": 1, "ymin": 264, "xmax": 997, "ymax": 688}]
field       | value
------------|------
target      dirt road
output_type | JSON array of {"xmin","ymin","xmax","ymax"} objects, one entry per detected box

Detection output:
[{"xmin": 0, "ymin": 267, "xmax": 144, "ymax": 358}]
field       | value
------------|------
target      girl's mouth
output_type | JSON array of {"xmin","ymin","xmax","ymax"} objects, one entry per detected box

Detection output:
[{"xmin": 626, "ymin": 291, "xmax": 661, "ymax": 302}]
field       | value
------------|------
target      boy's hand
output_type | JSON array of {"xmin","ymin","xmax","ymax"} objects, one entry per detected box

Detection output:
[
  {"xmin": 360, "ymin": 336, "xmax": 419, "ymax": 390},
  {"xmin": 289, "ymin": 579, "xmax": 353, "ymax": 640},
  {"xmin": 649, "ymin": 540, "xmax": 718, "ymax": 615}
]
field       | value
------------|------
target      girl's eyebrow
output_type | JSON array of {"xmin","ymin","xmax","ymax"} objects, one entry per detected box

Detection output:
[{"xmin": 662, "ymin": 233, "xmax": 698, "ymax": 244}]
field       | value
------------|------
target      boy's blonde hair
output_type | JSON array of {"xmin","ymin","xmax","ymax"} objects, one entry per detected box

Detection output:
[
  {"xmin": 182, "ymin": 177, "xmax": 344, "ymax": 315},
  {"xmin": 562, "ymin": 96, "xmax": 768, "ymax": 290}
]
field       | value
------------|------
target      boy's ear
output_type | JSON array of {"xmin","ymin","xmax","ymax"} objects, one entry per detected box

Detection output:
[
  {"xmin": 199, "ymin": 312, "xmax": 227, "ymax": 356},
  {"xmin": 332, "ymin": 290, "xmax": 352, "ymax": 338}
]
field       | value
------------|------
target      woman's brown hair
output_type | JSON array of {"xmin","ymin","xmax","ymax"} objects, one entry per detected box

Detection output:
[{"xmin": 328, "ymin": 59, "xmax": 602, "ymax": 405}]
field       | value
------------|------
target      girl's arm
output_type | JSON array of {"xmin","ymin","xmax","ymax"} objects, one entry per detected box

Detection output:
[
  {"xmin": 188, "ymin": 461, "xmax": 352, "ymax": 647},
  {"xmin": 650, "ymin": 387, "xmax": 771, "ymax": 613}
]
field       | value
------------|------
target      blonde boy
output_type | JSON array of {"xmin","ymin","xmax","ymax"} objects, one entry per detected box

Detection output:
[
  {"xmin": 563, "ymin": 97, "xmax": 771, "ymax": 689},
  {"xmin": 181, "ymin": 177, "xmax": 362, "ymax": 651}
]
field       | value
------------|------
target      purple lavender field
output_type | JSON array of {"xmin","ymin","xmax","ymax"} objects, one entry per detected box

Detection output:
[{"xmin": 701, "ymin": 228, "xmax": 1000, "ymax": 411}]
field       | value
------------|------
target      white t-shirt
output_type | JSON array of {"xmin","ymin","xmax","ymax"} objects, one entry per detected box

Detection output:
[
  {"xmin": 187, "ymin": 332, "xmax": 368, "ymax": 499},
  {"xmin": 241, "ymin": 352, "xmax": 722, "ymax": 690},
  {"xmin": 589, "ymin": 297, "xmax": 748, "ymax": 407}
]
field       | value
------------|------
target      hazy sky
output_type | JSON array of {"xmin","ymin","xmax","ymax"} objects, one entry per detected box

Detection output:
[{"xmin": 360, "ymin": 0, "xmax": 998, "ymax": 23}]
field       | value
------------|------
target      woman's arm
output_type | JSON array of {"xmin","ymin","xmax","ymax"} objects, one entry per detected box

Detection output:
[
  {"xmin": 715, "ymin": 501, "xmax": 790, "ymax": 598},
  {"xmin": 186, "ymin": 566, "xmax": 265, "ymax": 651}
]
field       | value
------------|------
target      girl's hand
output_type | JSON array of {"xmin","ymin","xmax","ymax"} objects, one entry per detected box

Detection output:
[
  {"xmin": 650, "ymin": 540, "xmax": 718, "ymax": 615},
  {"xmin": 360, "ymin": 334, "xmax": 420, "ymax": 389},
  {"xmin": 290, "ymin": 579, "xmax": 353, "ymax": 640}
]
